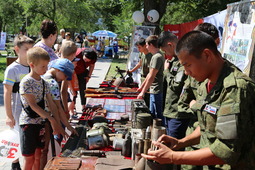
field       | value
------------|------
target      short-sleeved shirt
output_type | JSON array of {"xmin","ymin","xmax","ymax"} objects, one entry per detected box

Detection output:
[
  {"xmin": 57, "ymin": 35, "xmax": 64, "ymax": 45},
  {"xmin": 43, "ymin": 74, "xmax": 60, "ymax": 101},
  {"xmin": 43, "ymin": 74, "xmax": 61, "ymax": 113},
  {"xmin": 19, "ymin": 75, "xmax": 50, "ymax": 125},
  {"xmin": 149, "ymin": 52, "xmax": 165, "ymax": 94},
  {"xmin": 140, "ymin": 52, "xmax": 152, "ymax": 77},
  {"xmin": 75, "ymin": 48, "xmax": 96, "ymax": 75},
  {"xmin": 191, "ymin": 61, "xmax": 255, "ymax": 169},
  {"xmin": 3, "ymin": 61, "xmax": 30, "ymax": 129},
  {"xmin": 34, "ymin": 41, "xmax": 58, "ymax": 62}
]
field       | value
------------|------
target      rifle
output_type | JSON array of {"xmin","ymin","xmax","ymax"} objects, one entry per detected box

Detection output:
[
  {"xmin": 85, "ymin": 87, "xmax": 137, "ymax": 94},
  {"xmin": 85, "ymin": 93, "xmax": 138, "ymax": 99}
]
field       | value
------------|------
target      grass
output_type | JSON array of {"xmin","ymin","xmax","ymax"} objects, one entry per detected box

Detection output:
[
  {"xmin": 0, "ymin": 55, "xmax": 7, "ymax": 83},
  {"xmin": 105, "ymin": 58, "xmax": 127, "ymax": 80}
]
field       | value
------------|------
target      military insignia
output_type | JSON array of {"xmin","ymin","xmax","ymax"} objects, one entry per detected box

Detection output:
[
  {"xmin": 173, "ymin": 66, "xmax": 178, "ymax": 72},
  {"xmin": 204, "ymin": 104, "xmax": 217, "ymax": 115}
]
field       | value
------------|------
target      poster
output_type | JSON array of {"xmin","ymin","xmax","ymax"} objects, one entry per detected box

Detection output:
[
  {"xmin": 203, "ymin": 9, "xmax": 227, "ymax": 50},
  {"xmin": 0, "ymin": 32, "xmax": 6, "ymax": 50},
  {"xmin": 127, "ymin": 26, "xmax": 155, "ymax": 84},
  {"xmin": 221, "ymin": 1, "xmax": 255, "ymax": 74}
]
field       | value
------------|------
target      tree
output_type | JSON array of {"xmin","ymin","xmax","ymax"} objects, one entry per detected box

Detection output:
[
  {"xmin": 16, "ymin": 0, "xmax": 99, "ymax": 35},
  {"xmin": 0, "ymin": 0, "xmax": 24, "ymax": 34},
  {"xmin": 0, "ymin": 0, "xmax": 242, "ymax": 38},
  {"xmin": 160, "ymin": 0, "xmax": 240, "ymax": 26},
  {"xmin": 112, "ymin": 0, "xmax": 143, "ymax": 38}
]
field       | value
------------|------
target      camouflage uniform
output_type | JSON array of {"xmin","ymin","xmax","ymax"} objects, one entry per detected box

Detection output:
[
  {"xmin": 178, "ymin": 76, "xmax": 201, "ymax": 139},
  {"xmin": 163, "ymin": 57, "xmax": 190, "ymax": 118},
  {"xmin": 163, "ymin": 57, "xmax": 194, "ymax": 139},
  {"xmin": 178, "ymin": 76, "xmax": 202, "ymax": 170},
  {"xmin": 191, "ymin": 61, "xmax": 255, "ymax": 169}
]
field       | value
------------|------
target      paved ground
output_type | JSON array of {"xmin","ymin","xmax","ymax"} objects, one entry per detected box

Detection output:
[{"xmin": 0, "ymin": 58, "xmax": 112, "ymax": 169}]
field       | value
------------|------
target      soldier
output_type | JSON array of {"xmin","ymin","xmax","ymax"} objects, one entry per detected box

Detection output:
[
  {"xmin": 178, "ymin": 22, "xmax": 223, "ymax": 170},
  {"xmin": 142, "ymin": 31, "xmax": 255, "ymax": 169},
  {"xmin": 158, "ymin": 31, "xmax": 191, "ymax": 140}
]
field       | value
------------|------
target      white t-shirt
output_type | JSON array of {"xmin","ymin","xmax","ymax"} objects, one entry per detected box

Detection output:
[{"xmin": 3, "ymin": 61, "xmax": 30, "ymax": 130}]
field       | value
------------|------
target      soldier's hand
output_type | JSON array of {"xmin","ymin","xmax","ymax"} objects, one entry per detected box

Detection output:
[
  {"xmin": 164, "ymin": 60, "xmax": 170, "ymax": 70},
  {"xmin": 142, "ymin": 141, "xmax": 174, "ymax": 164},
  {"xmin": 157, "ymin": 134, "xmax": 179, "ymax": 150},
  {"xmin": 189, "ymin": 100, "xmax": 196, "ymax": 108}
]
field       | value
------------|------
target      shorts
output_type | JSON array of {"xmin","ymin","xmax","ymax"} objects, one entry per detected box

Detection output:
[{"xmin": 20, "ymin": 124, "xmax": 45, "ymax": 156}]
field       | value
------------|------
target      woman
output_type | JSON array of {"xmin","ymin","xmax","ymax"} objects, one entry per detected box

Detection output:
[
  {"xmin": 34, "ymin": 19, "xmax": 58, "ymax": 62},
  {"xmin": 75, "ymin": 48, "xmax": 98, "ymax": 110}
]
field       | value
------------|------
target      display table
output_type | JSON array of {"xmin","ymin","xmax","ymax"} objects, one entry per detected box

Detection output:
[{"xmin": 47, "ymin": 98, "xmax": 136, "ymax": 170}]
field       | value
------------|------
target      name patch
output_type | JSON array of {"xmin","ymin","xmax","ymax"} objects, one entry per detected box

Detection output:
[{"xmin": 204, "ymin": 104, "xmax": 217, "ymax": 115}]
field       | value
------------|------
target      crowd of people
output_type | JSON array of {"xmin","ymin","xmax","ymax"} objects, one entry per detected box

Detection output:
[
  {"xmin": 3, "ymin": 19, "xmax": 98, "ymax": 170},
  {"xmin": 55, "ymin": 29, "xmax": 119, "ymax": 58},
  {"xmin": 3, "ymin": 18, "xmax": 255, "ymax": 170},
  {"xmin": 128, "ymin": 23, "xmax": 255, "ymax": 169}
]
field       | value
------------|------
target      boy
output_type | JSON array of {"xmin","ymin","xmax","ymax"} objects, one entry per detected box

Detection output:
[
  {"xmin": 137, "ymin": 35, "xmax": 165, "ymax": 124},
  {"xmin": 39, "ymin": 41, "xmax": 77, "ymax": 169},
  {"xmin": 128, "ymin": 38, "xmax": 152, "ymax": 107},
  {"xmin": 59, "ymin": 40, "xmax": 77, "ymax": 115},
  {"xmin": 19, "ymin": 47, "xmax": 66, "ymax": 170},
  {"xmin": 68, "ymin": 57, "xmax": 80, "ymax": 118},
  {"xmin": 3, "ymin": 35, "xmax": 34, "ymax": 170},
  {"xmin": 43, "ymin": 58, "xmax": 78, "ymax": 137},
  {"xmin": 60, "ymin": 40, "xmax": 77, "ymax": 61}
]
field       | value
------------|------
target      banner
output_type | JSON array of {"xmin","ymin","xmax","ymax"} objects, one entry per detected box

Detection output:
[
  {"xmin": 203, "ymin": 9, "xmax": 227, "ymax": 49},
  {"xmin": 221, "ymin": 1, "xmax": 255, "ymax": 75},
  {"xmin": 163, "ymin": 19, "xmax": 203, "ymax": 39},
  {"xmin": 127, "ymin": 26, "xmax": 155, "ymax": 84},
  {"xmin": 0, "ymin": 32, "xmax": 6, "ymax": 50},
  {"xmin": 163, "ymin": 10, "xmax": 227, "ymax": 50}
]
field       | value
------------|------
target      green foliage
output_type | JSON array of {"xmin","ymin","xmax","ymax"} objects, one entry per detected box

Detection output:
[
  {"xmin": 16, "ymin": 0, "xmax": 99, "ymax": 35},
  {"xmin": 160, "ymin": 0, "xmax": 240, "ymax": 26},
  {"xmin": 0, "ymin": 56, "xmax": 7, "ymax": 82},
  {"xmin": 112, "ymin": 1, "xmax": 141, "ymax": 38},
  {"xmin": 0, "ymin": 0, "xmax": 243, "ymax": 38},
  {"xmin": 0, "ymin": 0, "xmax": 24, "ymax": 33}
]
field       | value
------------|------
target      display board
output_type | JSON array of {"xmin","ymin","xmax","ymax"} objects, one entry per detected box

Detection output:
[
  {"xmin": 221, "ymin": 1, "xmax": 255, "ymax": 75},
  {"xmin": 127, "ymin": 26, "xmax": 155, "ymax": 85}
]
